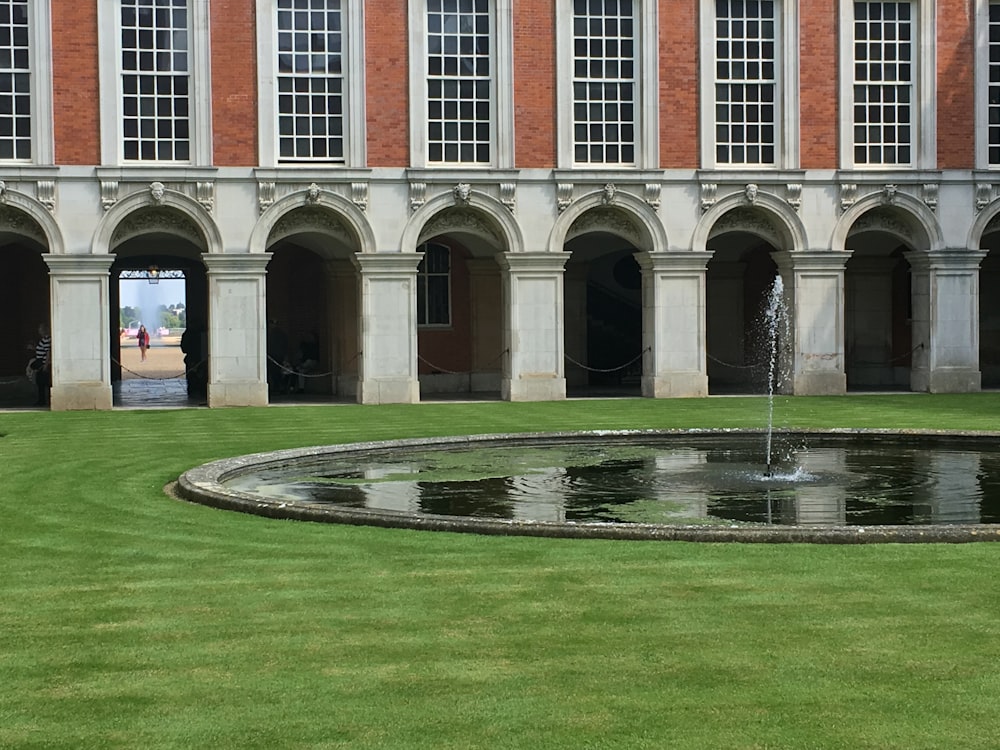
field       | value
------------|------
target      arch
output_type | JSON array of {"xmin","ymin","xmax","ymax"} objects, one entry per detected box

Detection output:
[
  {"xmin": 401, "ymin": 189, "xmax": 524, "ymax": 254},
  {"xmin": 967, "ymin": 197, "xmax": 1000, "ymax": 251},
  {"xmin": 831, "ymin": 190, "xmax": 943, "ymax": 254},
  {"xmin": 250, "ymin": 189, "xmax": 377, "ymax": 256},
  {"xmin": 93, "ymin": 187, "xmax": 222, "ymax": 255},
  {"xmin": 693, "ymin": 191, "xmax": 808, "ymax": 253},
  {"xmin": 0, "ymin": 190, "xmax": 65, "ymax": 254},
  {"xmin": 548, "ymin": 189, "xmax": 666, "ymax": 254}
]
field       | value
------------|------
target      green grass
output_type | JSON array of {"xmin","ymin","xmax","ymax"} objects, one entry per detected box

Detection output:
[{"xmin": 3, "ymin": 394, "xmax": 1000, "ymax": 749}]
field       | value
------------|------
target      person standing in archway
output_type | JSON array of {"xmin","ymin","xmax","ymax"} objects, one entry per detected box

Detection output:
[
  {"xmin": 137, "ymin": 325, "xmax": 150, "ymax": 362},
  {"xmin": 32, "ymin": 323, "xmax": 51, "ymax": 406}
]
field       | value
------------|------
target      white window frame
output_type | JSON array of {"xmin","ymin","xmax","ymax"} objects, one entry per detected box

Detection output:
[
  {"xmin": 408, "ymin": 0, "xmax": 514, "ymax": 169},
  {"xmin": 256, "ymin": 0, "xmax": 366, "ymax": 168},
  {"xmin": 699, "ymin": 0, "xmax": 798, "ymax": 169},
  {"xmin": 0, "ymin": 1, "xmax": 53, "ymax": 164},
  {"xmin": 417, "ymin": 242, "xmax": 451, "ymax": 327},
  {"xmin": 98, "ymin": 0, "xmax": 212, "ymax": 166},
  {"xmin": 839, "ymin": 0, "xmax": 935, "ymax": 170},
  {"xmin": 556, "ymin": 0, "xmax": 657, "ymax": 169},
  {"xmin": 976, "ymin": 0, "xmax": 1000, "ymax": 168}
]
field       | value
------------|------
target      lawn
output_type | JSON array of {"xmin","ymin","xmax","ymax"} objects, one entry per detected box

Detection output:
[{"xmin": 3, "ymin": 394, "xmax": 1000, "ymax": 749}]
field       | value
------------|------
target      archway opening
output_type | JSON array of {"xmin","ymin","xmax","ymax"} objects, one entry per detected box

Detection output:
[
  {"xmin": 415, "ymin": 229, "xmax": 503, "ymax": 401},
  {"xmin": 0, "ymin": 239, "xmax": 49, "ymax": 407},
  {"xmin": 980, "ymin": 230, "xmax": 1000, "ymax": 389},
  {"xmin": 706, "ymin": 239, "xmax": 781, "ymax": 394},
  {"xmin": 844, "ymin": 239, "xmax": 913, "ymax": 391},
  {"xmin": 564, "ymin": 233, "xmax": 643, "ymax": 397}
]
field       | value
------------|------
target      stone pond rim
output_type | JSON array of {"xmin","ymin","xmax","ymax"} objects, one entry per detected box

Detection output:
[{"xmin": 172, "ymin": 428, "xmax": 1000, "ymax": 544}]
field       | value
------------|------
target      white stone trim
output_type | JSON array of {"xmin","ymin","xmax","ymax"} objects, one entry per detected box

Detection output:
[
  {"xmin": 838, "ymin": 0, "xmax": 936, "ymax": 169},
  {"xmin": 255, "ymin": 0, "xmax": 366, "ymax": 168},
  {"xmin": 27, "ymin": 1, "xmax": 54, "ymax": 165},
  {"xmin": 408, "ymin": 0, "xmax": 514, "ymax": 168},
  {"xmin": 556, "ymin": 0, "xmax": 658, "ymax": 169},
  {"xmin": 98, "ymin": 0, "xmax": 213, "ymax": 166},
  {"xmin": 699, "ymin": 0, "xmax": 799, "ymax": 169}
]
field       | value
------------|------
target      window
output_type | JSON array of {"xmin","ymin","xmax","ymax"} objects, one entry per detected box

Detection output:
[
  {"xmin": 258, "ymin": 0, "xmax": 364, "ymax": 167},
  {"xmin": 985, "ymin": 1, "xmax": 1000, "ymax": 165},
  {"xmin": 571, "ymin": 0, "xmax": 636, "ymax": 165},
  {"xmin": 426, "ymin": 0, "xmax": 491, "ymax": 164},
  {"xmin": 417, "ymin": 243, "xmax": 450, "ymax": 326},
  {"xmin": 120, "ymin": 0, "xmax": 190, "ymax": 162},
  {"xmin": 852, "ymin": 1, "xmax": 912, "ymax": 166},
  {"xmin": 557, "ymin": 0, "xmax": 656, "ymax": 168},
  {"xmin": 409, "ymin": 0, "xmax": 513, "ymax": 168},
  {"xmin": 276, "ymin": 0, "xmax": 344, "ymax": 163},
  {"xmin": 840, "ymin": 0, "xmax": 934, "ymax": 169},
  {"xmin": 99, "ymin": 0, "xmax": 209, "ymax": 165},
  {"xmin": 700, "ymin": 0, "xmax": 796, "ymax": 169},
  {"xmin": 714, "ymin": 0, "xmax": 776, "ymax": 166},
  {"xmin": 0, "ymin": 1, "xmax": 29, "ymax": 160}
]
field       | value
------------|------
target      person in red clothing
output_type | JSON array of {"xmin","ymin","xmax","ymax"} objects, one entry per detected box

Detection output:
[{"xmin": 137, "ymin": 324, "xmax": 150, "ymax": 362}]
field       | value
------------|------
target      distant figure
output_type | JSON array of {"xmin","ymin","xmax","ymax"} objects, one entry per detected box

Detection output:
[
  {"xmin": 32, "ymin": 323, "xmax": 51, "ymax": 407},
  {"xmin": 294, "ymin": 331, "xmax": 320, "ymax": 393},
  {"xmin": 137, "ymin": 325, "xmax": 150, "ymax": 361},
  {"xmin": 267, "ymin": 319, "xmax": 290, "ymax": 394}
]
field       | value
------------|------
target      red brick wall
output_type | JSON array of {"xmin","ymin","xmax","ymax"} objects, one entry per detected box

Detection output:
[
  {"xmin": 513, "ymin": 1, "xmax": 556, "ymax": 167},
  {"xmin": 659, "ymin": 0, "xmax": 698, "ymax": 168},
  {"xmin": 937, "ymin": 0, "xmax": 975, "ymax": 168},
  {"xmin": 799, "ymin": 0, "xmax": 839, "ymax": 168},
  {"xmin": 51, "ymin": 3, "xmax": 100, "ymax": 165},
  {"xmin": 211, "ymin": 0, "xmax": 257, "ymax": 165},
  {"xmin": 366, "ymin": 0, "xmax": 410, "ymax": 166}
]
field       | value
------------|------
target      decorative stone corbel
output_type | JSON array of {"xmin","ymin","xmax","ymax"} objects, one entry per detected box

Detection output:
[
  {"xmin": 351, "ymin": 182, "xmax": 368, "ymax": 213},
  {"xmin": 0, "ymin": 180, "xmax": 8, "ymax": 203},
  {"xmin": 37, "ymin": 181, "xmax": 55, "ymax": 213},
  {"xmin": 557, "ymin": 183, "xmax": 573, "ymax": 213},
  {"xmin": 744, "ymin": 183, "xmax": 759, "ymax": 205},
  {"xmin": 305, "ymin": 182, "xmax": 321, "ymax": 204},
  {"xmin": 785, "ymin": 183, "xmax": 802, "ymax": 212},
  {"xmin": 257, "ymin": 181, "xmax": 276, "ymax": 214},
  {"xmin": 150, "ymin": 181, "xmax": 166, "ymax": 204},
  {"xmin": 409, "ymin": 181, "xmax": 427, "ymax": 213},
  {"xmin": 643, "ymin": 183, "xmax": 661, "ymax": 210},
  {"xmin": 700, "ymin": 183, "xmax": 717, "ymax": 213},
  {"xmin": 881, "ymin": 184, "xmax": 898, "ymax": 205},
  {"xmin": 101, "ymin": 180, "xmax": 119, "ymax": 211},
  {"xmin": 601, "ymin": 182, "xmax": 617, "ymax": 205},
  {"xmin": 453, "ymin": 182, "xmax": 472, "ymax": 205},
  {"xmin": 976, "ymin": 183, "xmax": 993, "ymax": 213},
  {"xmin": 922, "ymin": 183, "xmax": 938, "ymax": 212},
  {"xmin": 196, "ymin": 181, "xmax": 214, "ymax": 213},
  {"xmin": 499, "ymin": 182, "xmax": 516, "ymax": 212},
  {"xmin": 840, "ymin": 183, "xmax": 857, "ymax": 213}
]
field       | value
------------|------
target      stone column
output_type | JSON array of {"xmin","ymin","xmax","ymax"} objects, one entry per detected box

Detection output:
[
  {"xmin": 203, "ymin": 253, "xmax": 270, "ymax": 407},
  {"xmin": 774, "ymin": 251, "xmax": 848, "ymax": 395},
  {"xmin": 499, "ymin": 252, "xmax": 567, "ymax": 402},
  {"xmin": 354, "ymin": 252, "xmax": 422, "ymax": 404},
  {"xmin": 907, "ymin": 249, "xmax": 987, "ymax": 393},
  {"xmin": 636, "ymin": 251, "xmax": 710, "ymax": 398},
  {"xmin": 43, "ymin": 254, "xmax": 115, "ymax": 411}
]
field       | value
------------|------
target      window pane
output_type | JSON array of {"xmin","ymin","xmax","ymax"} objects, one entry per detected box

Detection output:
[{"xmin": 0, "ymin": 0, "xmax": 30, "ymax": 162}]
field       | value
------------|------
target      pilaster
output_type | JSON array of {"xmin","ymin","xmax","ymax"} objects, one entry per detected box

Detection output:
[
  {"xmin": 635, "ymin": 251, "xmax": 710, "ymax": 398},
  {"xmin": 203, "ymin": 253, "xmax": 270, "ymax": 407},
  {"xmin": 43, "ymin": 254, "xmax": 115, "ymax": 411},
  {"xmin": 906, "ymin": 249, "xmax": 988, "ymax": 393},
  {"xmin": 498, "ymin": 252, "xmax": 568, "ymax": 402},
  {"xmin": 354, "ymin": 252, "xmax": 422, "ymax": 404},
  {"xmin": 774, "ymin": 251, "xmax": 849, "ymax": 395}
]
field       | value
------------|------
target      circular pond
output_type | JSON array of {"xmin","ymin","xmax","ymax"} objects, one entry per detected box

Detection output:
[{"xmin": 175, "ymin": 430, "xmax": 1000, "ymax": 543}]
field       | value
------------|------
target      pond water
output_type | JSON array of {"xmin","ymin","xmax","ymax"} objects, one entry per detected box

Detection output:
[{"xmin": 222, "ymin": 434, "xmax": 1000, "ymax": 527}]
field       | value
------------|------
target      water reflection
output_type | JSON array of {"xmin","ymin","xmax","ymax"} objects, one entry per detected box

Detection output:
[{"xmin": 224, "ymin": 436, "xmax": 1000, "ymax": 528}]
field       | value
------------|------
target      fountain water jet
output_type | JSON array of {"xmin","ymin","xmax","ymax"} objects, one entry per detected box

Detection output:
[{"xmin": 762, "ymin": 274, "xmax": 790, "ymax": 476}]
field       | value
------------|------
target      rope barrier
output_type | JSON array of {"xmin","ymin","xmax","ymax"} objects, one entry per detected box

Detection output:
[
  {"xmin": 565, "ymin": 348, "xmax": 647, "ymax": 374},
  {"xmin": 112, "ymin": 356, "xmax": 206, "ymax": 381},
  {"xmin": 416, "ymin": 349, "xmax": 509, "ymax": 376},
  {"xmin": 266, "ymin": 355, "xmax": 336, "ymax": 379}
]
